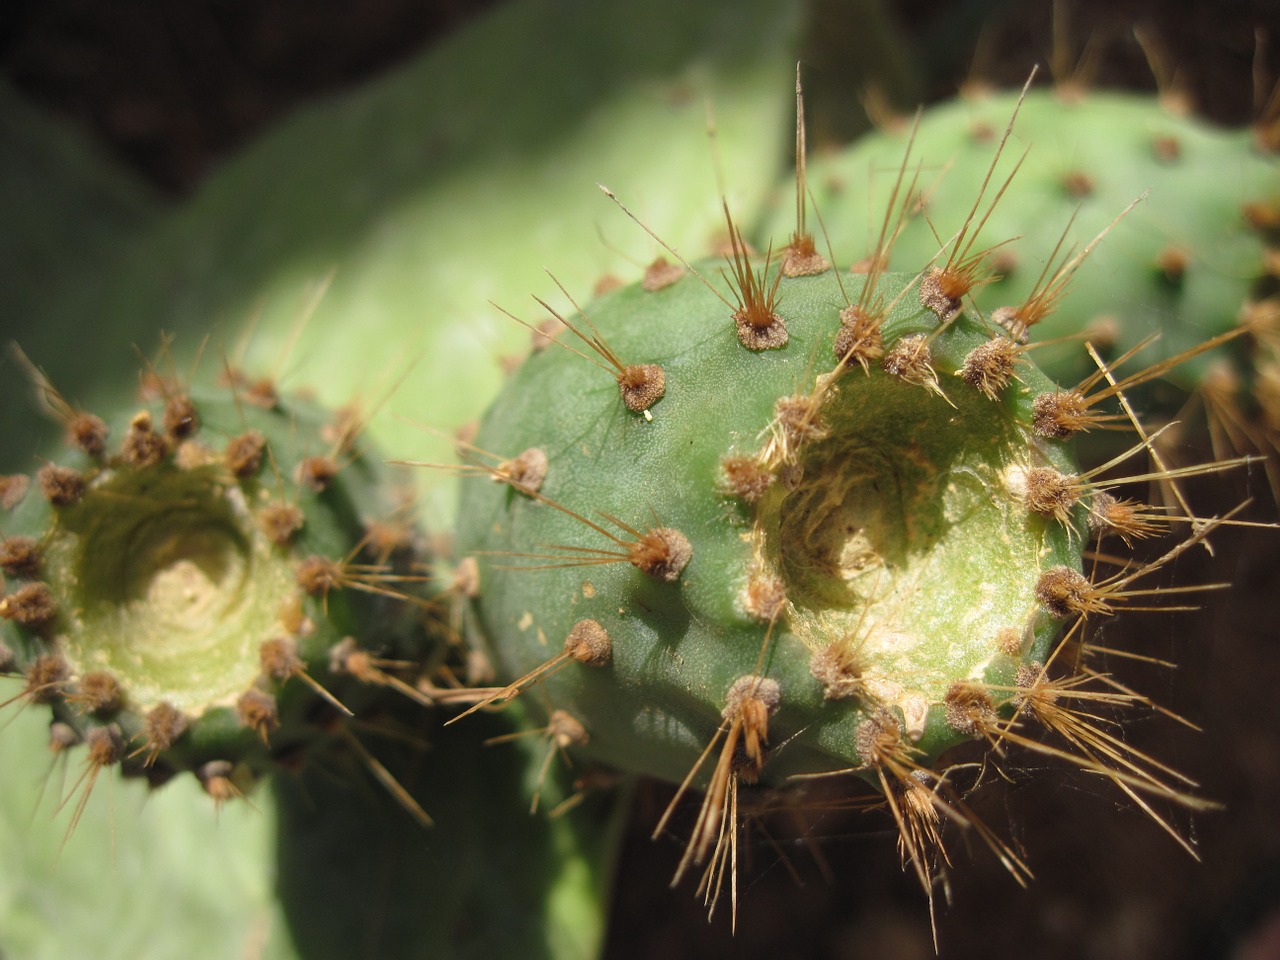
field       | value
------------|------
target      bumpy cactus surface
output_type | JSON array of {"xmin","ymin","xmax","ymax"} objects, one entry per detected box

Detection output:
[
  {"xmin": 450, "ymin": 193, "xmax": 1233, "ymax": 923},
  {"xmin": 0, "ymin": 367, "xmax": 440, "ymax": 807},
  {"xmin": 457, "ymin": 259, "xmax": 1081, "ymax": 780},
  {"xmin": 775, "ymin": 87, "xmax": 1279, "ymax": 401}
]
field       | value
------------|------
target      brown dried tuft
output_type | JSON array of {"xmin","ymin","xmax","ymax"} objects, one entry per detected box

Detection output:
[
  {"xmin": 881, "ymin": 334, "xmax": 939, "ymax": 392},
  {"xmin": 296, "ymin": 555, "xmax": 343, "ymax": 596},
  {"xmin": 1022, "ymin": 467, "xmax": 1080, "ymax": 525},
  {"xmin": 854, "ymin": 708, "xmax": 903, "ymax": 767},
  {"xmin": 772, "ymin": 394, "xmax": 826, "ymax": 451},
  {"xmin": 196, "ymin": 759, "xmax": 241, "ymax": 804},
  {"xmin": 1087, "ymin": 492, "xmax": 1164, "ymax": 544},
  {"xmin": 1060, "ymin": 170, "xmax": 1095, "ymax": 198},
  {"xmin": 809, "ymin": 640, "xmax": 866, "ymax": 700},
  {"xmin": 959, "ymin": 338, "xmax": 1019, "ymax": 399},
  {"xmin": 48, "ymin": 721, "xmax": 79, "ymax": 752},
  {"xmin": 1242, "ymin": 199, "xmax": 1280, "ymax": 231},
  {"xmin": 564, "ymin": 619, "xmax": 612, "ymax": 667},
  {"xmin": 1151, "ymin": 134, "xmax": 1181, "ymax": 163},
  {"xmin": 943, "ymin": 681, "xmax": 998, "ymax": 738},
  {"xmin": 781, "ymin": 234, "xmax": 831, "ymax": 277},
  {"xmin": 25, "ymin": 653, "xmax": 70, "ymax": 703},
  {"xmin": 593, "ymin": 274, "xmax": 625, "ymax": 297},
  {"xmin": 723, "ymin": 202, "xmax": 787, "ymax": 351},
  {"xmin": 1032, "ymin": 390, "xmax": 1091, "ymax": 439},
  {"xmin": 627, "ymin": 527, "xmax": 692, "ymax": 582},
  {"xmin": 0, "ymin": 581, "xmax": 57, "ymax": 631},
  {"xmin": 642, "ymin": 257, "xmax": 685, "ymax": 291},
  {"xmin": 122, "ymin": 411, "xmax": 169, "ymax": 467},
  {"xmin": 1035, "ymin": 566, "xmax": 1101, "ymax": 619},
  {"xmin": 723, "ymin": 674, "xmax": 781, "ymax": 781},
  {"xmin": 67, "ymin": 412, "xmax": 109, "ymax": 458},
  {"xmin": 37, "ymin": 464, "xmax": 85, "ymax": 507},
  {"xmin": 735, "ymin": 309, "xmax": 789, "ymax": 351},
  {"xmin": 236, "ymin": 688, "xmax": 280, "ymax": 742},
  {"xmin": 723, "ymin": 674, "xmax": 781, "ymax": 721},
  {"xmin": 72, "ymin": 670, "xmax": 123, "ymax": 714},
  {"xmin": 85, "ymin": 724, "xmax": 126, "ymax": 768},
  {"xmin": 163, "ymin": 394, "xmax": 200, "ymax": 440},
  {"xmin": 834, "ymin": 304, "xmax": 884, "ymax": 372},
  {"xmin": 296, "ymin": 455, "xmax": 340, "ymax": 492},
  {"xmin": 0, "ymin": 474, "xmax": 30, "ymax": 511},
  {"xmin": 618, "ymin": 363, "xmax": 666, "ymax": 413},
  {"xmin": 918, "ymin": 267, "xmax": 965, "ymax": 322},
  {"xmin": 259, "ymin": 501, "xmax": 305, "ymax": 546},
  {"xmin": 1155, "ymin": 246, "xmax": 1190, "ymax": 283},
  {"xmin": 743, "ymin": 572, "xmax": 787, "ymax": 622},
  {"xmin": 547, "ymin": 709, "xmax": 590, "ymax": 748},
  {"xmin": 362, "ymin": 518, "xmax": 416, "ymax": 563},
  {"xmin": 259, "ymin": 637, "xmax": 302, "ymax": 682},
  {"xmin": 0, "ymin": 536, "xmax": 42, "ymax": 578},
  {"xmin": 224, "ymin": 431, "xmax": 267, "ymax": 478},
  {"xmin": 719, "ymin": 454, "xmax": 774, "ymax": 503},
  {"xmin": 497, "ymin": 447, "xmax": 548, "ymax": 494},
  {"xmin": 143, "ymin": 702, "xmax": 190, "ymax": 760}
]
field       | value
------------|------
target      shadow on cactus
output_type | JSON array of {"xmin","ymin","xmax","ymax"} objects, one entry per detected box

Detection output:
[{"xmin": 449, "ymin": 79, "xmax": 1262, "ymax": 934}]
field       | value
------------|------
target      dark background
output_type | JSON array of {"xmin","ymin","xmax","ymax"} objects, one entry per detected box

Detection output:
[{"xmin": 3, "ymin": 1, "xmax": 1279, "ymax": 958}]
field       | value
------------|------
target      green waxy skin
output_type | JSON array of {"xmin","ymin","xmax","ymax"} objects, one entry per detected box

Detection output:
[
  {"xmin": 774, "ymin": 89, "xmax": 1279, "ymax": 392},
  {"xmin": 0, "ymin": 378, "xmax": 436, "ymax": 795},
  {"xmin": 457, "ymin": 263, "xmax": 1085, "ymax": 792}
]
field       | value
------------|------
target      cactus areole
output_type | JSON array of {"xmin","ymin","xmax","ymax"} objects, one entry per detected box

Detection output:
[{"xmin": 457, "ymin": 263, "xmax": 1085, "ymax": 791}]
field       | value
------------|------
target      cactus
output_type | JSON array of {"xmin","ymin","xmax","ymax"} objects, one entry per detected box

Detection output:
[
  {"xmin": 0, "ymin": 361, "xmax": 447, "ymax": 813},
  {"xmin": 452, "ymin": 110, "xmax": 1237, "ymax": 916},
  {"xmin": 4, "ymin": 3, "xmax": 1276, "ymax": 954},
  {"xmin": 768, "ymin": 87, "xmax": 1280, "ymax": 457}
]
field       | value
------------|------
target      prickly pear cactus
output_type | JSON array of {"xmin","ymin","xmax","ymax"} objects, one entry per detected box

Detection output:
[
  {"xmin": 778, "ymin": 88, "xmax": 1278, "ymax": 391},
  {"xmin": 457, "ymin": 259, "xmax": 1085, "ymax": 789},
  {"xmin": 0, "ymin": 369, "xmax": 438, "ymax": 803}
]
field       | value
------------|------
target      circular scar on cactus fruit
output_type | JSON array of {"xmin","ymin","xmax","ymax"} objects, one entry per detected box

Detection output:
[
  {"xmin": 0, "ymin": 375, "xmax": 440, "ymax": 803},
  {"xmin": 456, "ymin": 260, "xmax": 1085, "ymax": 791}
]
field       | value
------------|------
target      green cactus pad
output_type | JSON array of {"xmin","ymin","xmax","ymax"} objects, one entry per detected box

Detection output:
[
  {"xmin": 0, "ymin": 374, "xmax": 438, "ymax": 797},
  {"xmin": 772, "ymin": 88, "xmax": 1278, "ymax": 392},
  {"xmin": 456, "ymin": 261, "xmax": 1085, "ymax": 793}
]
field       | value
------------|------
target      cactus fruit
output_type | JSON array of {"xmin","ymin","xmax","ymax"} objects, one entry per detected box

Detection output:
[
  {"xmin": 453, "ymin": 126, "xmax": 1234, "ymax": 916},
  {"xmin": 0, "ymin": 361, "xmax": 447, "ymax": 814},
  {"xmin": 770, "ymin": 87, "xmax": 1279, "ymax": 447}
]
